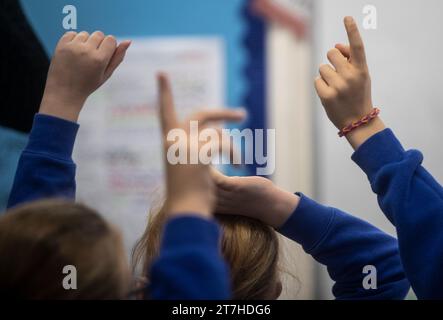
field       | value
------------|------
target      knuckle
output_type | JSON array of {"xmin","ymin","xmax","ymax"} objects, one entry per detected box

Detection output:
[
  {"xmin": 73, "ymin": 42, "xmax": 86, "ymax": 51},
  {"xmin": 353, "ymin": 43, "xmax": 364, "ymax": 52},
  {"xmin": 327, "ymin": 49, "xmax": 337, "ymax": 59},
  {"xmin": 335, "ymin": 82, "xmax": 349, "ymax": 94},
  {"xmin": 77, "ymin": 45, "xmax": 90, "ymax": 56},
  {"xmin": 342, "ymin": 71, "xmax": 355, "ymax": 82},
  {"xmin": 319, "ymin": 64, "xmax": 329, "ymax": 73},
  {"xmin": 57, "ymin": 44, "xmax": 70, "ymax": 54},
  {"xmin": 91, "ymin": 54, "xmax": 105, "ymax": 65},
  {"xmin": 348, "ymin": 23, "xmax": 358, "ymax": 34},
  {"xmin": 346, "ymin": 68, "xmax": 368, "ymax": 83},
  {"xmin": 322, "ymin": 90, "xmax": 337, "ymax": 103}
]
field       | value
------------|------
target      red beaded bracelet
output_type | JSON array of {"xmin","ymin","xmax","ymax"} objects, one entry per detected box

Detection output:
[{"xmin": 338, "ymin": 108, "xmax": 380, "ymax": 137}]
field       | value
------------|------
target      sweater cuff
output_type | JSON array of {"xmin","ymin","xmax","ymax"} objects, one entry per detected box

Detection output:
[
  {"xmin": 278, "ymin": 193, "xmax": 335, "ymax": 253},
  {"xmin": 26, "ymin": 114, "xmax": 79, "ymax": 160},
  {"xmin": 351, "ymin": 128, "xmax": 405, "ymax": 179},
  {"xmin": 161, "ymin": 216, "xmax": 221, "ymax": 250}
]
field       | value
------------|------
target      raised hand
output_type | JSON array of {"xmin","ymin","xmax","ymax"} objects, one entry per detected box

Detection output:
[
  {"xmin": 315, "ymin": 17, "xmax": 385, "ymax": 149},
  {"xmin": 40, "ymin": 31, "xmax": 131, "ymax": 122},
  {"xmin": 157, "ymin": 73, "xmax": 246, "ymax": 219},
  {"xmin": 315, "ymin": 16, "xmax": 373, "ymax": 130}
]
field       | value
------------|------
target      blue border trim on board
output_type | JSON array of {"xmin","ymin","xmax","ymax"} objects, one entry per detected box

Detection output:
[{"xmin": 242, "ymin": 0, "xmax": 267, "ymax": 176}]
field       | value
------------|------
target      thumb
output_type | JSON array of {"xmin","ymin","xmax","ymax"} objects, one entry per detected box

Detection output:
[
  {"xmin": 103, "ymin": 40, "xmax": 132, "ymax": 81},
  {"xmin": 210, "ymin": 167, "xmax": 233, "ymax": 190}
]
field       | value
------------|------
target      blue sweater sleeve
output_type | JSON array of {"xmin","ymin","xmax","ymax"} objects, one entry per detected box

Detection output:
[
  {"xmin": 150, "ymin": 216, "xmax": 230, "ymax": 300},
  {"xmin": 278, "ymin": 193, "xmax": 410, "ymax": 300},
  {"xmin": 7, "ymin": 114, "xmax": 79, "ymax": 208},
  {"xmin": 352, "ymin": 128, "xmax": 443, "ymax": 299},
  {"xmin": 8, "ymin": 115, "xmax": 230, "ymax": 300}
]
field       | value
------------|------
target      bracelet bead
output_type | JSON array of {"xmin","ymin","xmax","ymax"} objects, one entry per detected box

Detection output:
[{"xmin": 338, "ymin": 108, "xmax": 380, "ymax": 138}]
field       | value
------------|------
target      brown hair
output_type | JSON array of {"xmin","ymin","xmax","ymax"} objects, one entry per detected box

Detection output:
[
  {"xmin": 0, "ymin": 200, "xmax": 130, "ymax": 299},
  {"xmin": 133, "ymin": 205, "xmax": 281, "ymax": 300}
]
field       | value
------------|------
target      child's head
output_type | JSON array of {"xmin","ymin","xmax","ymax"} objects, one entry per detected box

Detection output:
[
  {"xmin": 0, "ymin": 200, "xmax": 130, "ymax": 299},
  {"xmin": 133, "ymin": 205, "xmax": 282, "ymax": 300}
]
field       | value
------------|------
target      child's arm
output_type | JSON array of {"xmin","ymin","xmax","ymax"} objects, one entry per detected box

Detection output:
[
  {"xmin": 351, "ymin": 129, "xmax": 443, "ymax": 299},
  {"xmin": 149, "ymin": 74, "xmax": 245, "ymax": 299},
  {"xmin": 212, "ymin": 170, "xmax": 410, "ymax": 300},
  {"xmin": 279, "ymin": 194, "xmax": 409, "ymax": 300},
  {"xmin": 149, "ymin": 216, "xmax": 231, "ymax": 300},
  {"xmin": 7, "ymin": 31, "xmax": 130, "ymax": 208},
  {"xmin": 6, "ymin": 114, "xmax": 79, "ymax": 207},
  {"xmin": 315, "ymin": 17, "xmax": 443, "ymax": 299}
]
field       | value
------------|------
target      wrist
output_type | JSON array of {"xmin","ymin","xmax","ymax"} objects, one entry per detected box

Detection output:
[
  {"xmin": 166, "ymin": 195, "xmax": 213, "ymax": 220},
  {"xmin": 267, "ymin": 187, "xmax": 300, "ymax": 229},
  {"xmin": 345, "ymin": 116, "xmax": 386, "ymax": 150},
  {"xmin": 39, "ymin": 89, "xmax": 86, "ymax": 123}
]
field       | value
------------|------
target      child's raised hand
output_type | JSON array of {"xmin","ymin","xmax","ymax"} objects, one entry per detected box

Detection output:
[
  {"xmin": 315, "ymin": 17, "xmax": 385, "ymax": 149},
  {"xmin": 315, "ymin": 17, "xmax": 373, "ymax": 130},
  {"xmin": 157, "ymin": 73, "xmax": 246, "ymax": 219},
  {"xmin": 211, "ymin": 169, "xmax": 299, "ymax": 228},
  {"xmin": 39, "ymin": 31, "xmax": 131, "ymax": 122}
]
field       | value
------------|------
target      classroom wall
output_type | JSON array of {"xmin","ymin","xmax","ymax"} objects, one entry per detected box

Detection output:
[
  {"xmin": 20, "ymin": 0, "xmax": 246, "ymax": 109},
  {"xmin": 314, "ymin": 0, "xmax": 443, "ymax": 298},
  {"xmin": 20, "ymin": 0, "xmax": 250, "ymax": 257},
  {"xmin": 268, "ymin": 21, "xmax": 316, "ymax": 299}
]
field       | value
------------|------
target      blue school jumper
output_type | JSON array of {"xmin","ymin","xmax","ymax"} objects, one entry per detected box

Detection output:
[{"xmin": 353, "ymin": 129, "xmax": 443, "ymax": 299}]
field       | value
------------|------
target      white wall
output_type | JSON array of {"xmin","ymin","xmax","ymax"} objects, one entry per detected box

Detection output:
[
  {"xmin": 267, "ymin": 0, "xmax": 316, "ymax": 298},
  {"xmin": 314, "ymin": 0, "xmax": 443, "ymax": 298}
]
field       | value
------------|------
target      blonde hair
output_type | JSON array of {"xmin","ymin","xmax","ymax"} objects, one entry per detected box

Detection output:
[
  {"xmin": 133, "ymin": 204, "xmax": 281, "ymax": 299},
  {"xmin": 0, "ymin": 200, "xmax": 131, "ymax": 299}
]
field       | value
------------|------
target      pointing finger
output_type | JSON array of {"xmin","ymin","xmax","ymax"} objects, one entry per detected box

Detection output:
[
  {"xmin": 344, "ymin": 16, "xmax": 367, "ymax": 67},
  {"xmin": 157, "ymin": 73, "xmax": 178, "ymax": 134}
]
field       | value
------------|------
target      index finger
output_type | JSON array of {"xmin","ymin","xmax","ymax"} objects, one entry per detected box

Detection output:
[
  {"xmin": 97, "ymin": 35, "xmax": 117, "ymax": 64},
  {"xmin": 103, "ymin": 40, "xmax": 131, "ymax": 81},
  {"xmin": 157, "ymin": 73, "xmax": 178, "ymax": 133},
  {"xmin": 344, "ymin": 16, "xmax": 367, "ymax": 67},
  {"xmin": 210, "ymin": 167, "xmax": 234, "ymax": 190}
]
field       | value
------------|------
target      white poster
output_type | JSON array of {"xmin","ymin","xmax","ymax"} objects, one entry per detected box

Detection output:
[{"xmin": 73, "ymin": 37, "xmax": 225, "ymax": 254}]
